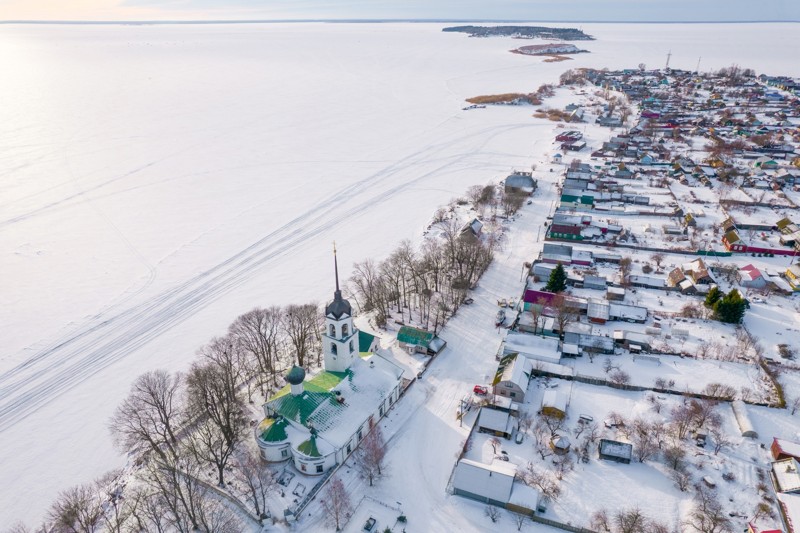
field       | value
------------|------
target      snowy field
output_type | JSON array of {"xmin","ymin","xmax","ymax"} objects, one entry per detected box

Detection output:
[{"xmin": 1, "ymin": 21, "xmax": 800, "ymax": 526}]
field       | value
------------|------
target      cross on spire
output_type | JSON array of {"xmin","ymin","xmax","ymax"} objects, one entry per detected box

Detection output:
[{"xmin": 333, "ymin": 241, "xmax": 340, "ymax": 293}]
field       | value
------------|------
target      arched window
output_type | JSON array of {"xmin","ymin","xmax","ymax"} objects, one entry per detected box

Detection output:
[
  {"xmin": 329, "ymin": 324, "xmax": 336, "ymax": 337},
  {"xmin": 342, "ymin": 324, "xmax": 349, "ymax": 337},
  {"xmin": 349, "ymin": 340, "xmax": 354, "ymax": 353},
  {"xmin": 331, "ymin": 343, "xmax": 338, "ymax": 355}
]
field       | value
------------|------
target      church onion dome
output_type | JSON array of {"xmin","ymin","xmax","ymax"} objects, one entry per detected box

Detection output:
[
  {"xmin": 326, "ymin": 290, "xmax": 352, "ymax": 319},
  {"xmin": 286, "ymin": 365, "xmax": 306, "ymax": 385}
]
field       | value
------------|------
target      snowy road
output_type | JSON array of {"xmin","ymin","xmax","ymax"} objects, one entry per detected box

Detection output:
[{"xmin": 301, "ymin": 142, "xmax": 562, "ymax": 532}]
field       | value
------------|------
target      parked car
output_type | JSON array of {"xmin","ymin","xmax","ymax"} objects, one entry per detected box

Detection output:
[
  {"xmin": 363, "ymin": 517, "xmax": 377, "ymax": 532},
  {"xmin": 515, "ymin": 432, "xmax": 524, "ymax": 444},
  {"xmin": 473, "ymin": 385, "xmax": 488, "ymax": 395},
  {"xmin": 495, "ymin": 309, "xmax": 506, "ymax": 326},
  {"xmin": 463, "ymin": 297, "xmax": 474, "ymax": 305}
]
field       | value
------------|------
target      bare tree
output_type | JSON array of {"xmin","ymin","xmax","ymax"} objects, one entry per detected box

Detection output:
[
  {"xmin": 484, "ymin": 506, "xmax": 501, "ymax": 523},
  {"xmin": 650, "ymin": 253, "xmax": 666, "ymax": 271},
  {"xmin": 671, "ymin": 468, "xmax": 692, "ymax": 492},
  {"xmin": 590, "ymin": 509, "xmax": 611, "ymax": 532},
  {"xmin": 791, "ymin": 396, "xmax": 800, "ymax": 416},
  {"xmin": 614, "ymin": 507, "xmax": 647, "ymax": 533},
  {"xmin": 185, "ymin": 417, "xmax": 238, "ymax": 487},
  {"xmin": 514, "ymin": 512, "xmax": 529, "ymax": 531},
  {"xmin": 630, "ymin": 418, "xmax": 658, "ymax": 462},
  {"xmin": 608, "ymin": 369, "xmax": 631, "ymax": 387},
  {"xmin": 229, "ymin": 306, "xmax": 284, "ymax": 393},
  {"xmin": 709, "ymin": 425, "xmax": 731, "ymax": 455},
  {"xmin": 684, "ymin": 486, "xmax": 733, "ymax": 533},
  {"xmin": 233, "ymin": 449, "xmax": 275, "ymax": 522},
  {"xmin": 96, "ymin": 470, "xmax": 134, "ymax": 533},
  {"xmin": 185, "ymin": 354, "xmax": 248, "ymax": 487},
  {"xmin": 670, "ymin": 403, "xmax": 695, "ymax": 439},
  {"xmin": 663, "ymin": 445, "xmax": 686, "ymax": 471},
  {"xmin": 127, "ymin": 486, "xmax": 170, "ymax": 533},
  {"xmin": 47, "ymin": 483, "xmax": 103, "ymax": 533},
  {"xmin": 521, "ymin": 462, "xmax": 561, "ymax": 502},
  {"xmin": 321, "ymin": 476, "xmax": 352, "ymax": 531},
  {"xmin": 551, "ymin": 294, "xmax": 578, "ymax": 338},
  {"xmin": 355, "ymin": 426, "xmax": 387, "ymax": 487},
  {"xmin": 142, "ymin": 457, "xmax": 207, "ymax": 532},
  {"xmin": 282, "ymin": 303, "xmax": 320, "ymax": 367},
  {"xmin": 553, "ymin": 452, "xmax": 575, "ymax": 480},
  {"xmin": 109, "ymin": 370, "xmax": 184, "ymax": 463}
]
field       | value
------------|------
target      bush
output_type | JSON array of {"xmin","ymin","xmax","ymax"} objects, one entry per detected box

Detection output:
[{"xmin": 642, "ymin": 264, "xmax": 653, "ymax": 274}]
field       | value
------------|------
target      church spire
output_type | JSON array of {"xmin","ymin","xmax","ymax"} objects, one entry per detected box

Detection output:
[{"xmin": 334, "ymin": 241, "xmax": 340, "ymax": 294}]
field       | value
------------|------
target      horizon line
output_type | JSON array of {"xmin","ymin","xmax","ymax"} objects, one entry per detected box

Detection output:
[{"xmin": 1, "ymin": 19, "xmax": 799, "ymax": 25}]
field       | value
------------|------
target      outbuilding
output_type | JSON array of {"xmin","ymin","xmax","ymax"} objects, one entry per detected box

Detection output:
[
  {"xmin": 599, "ymin": 439, "xmax": 633, "ymax": 464},
  {"xmin": 452, "ymin": 459, "xmax": 516, "ymax": 506}
]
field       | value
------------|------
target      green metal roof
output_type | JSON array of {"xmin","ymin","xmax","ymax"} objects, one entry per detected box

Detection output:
[
  {"xmin": 397, "ymin": 326, "xmax": 434, "ymax": 347},
  {"xmin": 266, "ymin": 370, "xmax": 349, "ymax": 426},
  {"xmin": 259, "ymin": 417, "xmax": 289, "ymax": 443},
  {"xmin": 358, "ymin": 330, "xmax": 377, "ymax": 352},
  {"xmin": 297, "ymin": 435, "xmax": 322, "ymax": 458}
]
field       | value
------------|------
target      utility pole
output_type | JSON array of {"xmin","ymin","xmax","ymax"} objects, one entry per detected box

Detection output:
[
  {"xmin": 695, "ymin": 56, "xmax": 702, "ymax": 74},
  {"xmin": 665, "ymin": 50, "xmax": 672, "ymax": 71}
]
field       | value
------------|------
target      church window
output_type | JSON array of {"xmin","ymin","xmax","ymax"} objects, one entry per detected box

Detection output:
[
  {"xmin": 281, "ymin": 449, "xmax": 288, "ymax": 458},
  {"xmin": 346, "ymin": 444, "xmax": 352, "ymax": 454},
  {"xmin": 329, "ymin": 324, "xmax": 336, "ymax": 337},
  {"xmin": 349, "ymin": 341, "xmax": 354, "ymax": 353},
  {"xmin": 331, "ymin": 343, "xmax": 337, "ymax": 355},
  {"xmin": 316, "ymin": 464, "xmax": 324, "ymax": 473},
  {"xmin": 300, "ymin": 463, "xmax": 307, "ymax": 472},
  {"xmin": 342, "ymin": 324, "xmax": 349, "ymax": 336}
]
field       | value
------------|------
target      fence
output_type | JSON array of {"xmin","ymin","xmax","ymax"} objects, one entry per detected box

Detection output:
[
  {"xmin": 529, "ymin": 366, "xmax": 774, "ymax": 407},
  {"xmin": 528, "ymin": 514, "xmax": 597, "ymax": 533}
]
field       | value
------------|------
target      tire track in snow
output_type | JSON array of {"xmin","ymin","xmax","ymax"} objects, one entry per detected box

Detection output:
[{"xmin": 0, "ymin": 122, "xmax": 533, "ymax": 433}]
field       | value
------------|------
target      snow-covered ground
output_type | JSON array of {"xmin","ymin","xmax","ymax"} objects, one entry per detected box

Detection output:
[{"xmin": 2, "ymin": 21, "xmax": 800, "ymax": 526}]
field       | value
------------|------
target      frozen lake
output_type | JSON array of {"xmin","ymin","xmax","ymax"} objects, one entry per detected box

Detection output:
[{"xmin": 0, "ymin": 21, "xmax": 798, "ymax": 526}]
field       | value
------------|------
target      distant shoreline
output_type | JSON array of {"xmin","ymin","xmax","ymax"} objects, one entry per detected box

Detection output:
[{"xmin": 1, "ymin": 19, "xmax": 798, "ymax": 25}]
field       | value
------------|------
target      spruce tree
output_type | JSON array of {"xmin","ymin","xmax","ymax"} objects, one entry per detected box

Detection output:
[
  {"xmin": 714, "ymin": 289, "xmax": 746, "ymax": 324},
  {"xmin": 545, "ymin": 263, "xmax": 567, "ymax": 293},
  {"xmin": 704, "ymin": 286, "xmax": 722, "ymax": 307}
]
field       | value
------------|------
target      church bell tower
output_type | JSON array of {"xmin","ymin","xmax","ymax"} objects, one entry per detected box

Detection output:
[{"xmin": 323, "ymin": 245, "xmax": 359, "ymax": 373}]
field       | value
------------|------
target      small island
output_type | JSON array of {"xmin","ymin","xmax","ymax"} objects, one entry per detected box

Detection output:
[
  {"xmin": 511, "ymin": 43, "xmax": 589, "ymax": 62},
  {"xmin": 442, "ymin": 25, "xmax": 594, "ymax": 41}
]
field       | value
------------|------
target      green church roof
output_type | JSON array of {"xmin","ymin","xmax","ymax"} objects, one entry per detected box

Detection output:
[
  {"xmin": 266, "ymin": 370, "xmax": 350, "ymax": 426},
  {"xmin": 297, "ymin": 435, "xmax": 322, "ymax": 458},
  {"xmin": 259, "ymin": 417, "xmax": 289, "ymax": 443},
  {"xmin": 358, "ymin": 330, "xmax": 377, "ymax": 352}
]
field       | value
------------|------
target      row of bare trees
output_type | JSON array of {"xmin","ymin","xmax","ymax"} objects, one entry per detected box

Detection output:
[{"xmin": 349, "ymin": 229, "xmax": 494, "ymax": 330}]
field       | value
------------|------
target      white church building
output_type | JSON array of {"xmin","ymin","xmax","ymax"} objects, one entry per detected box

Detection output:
[{"xmin": 255, "ymin": 251, "xmax": 404, "ymax": 475}]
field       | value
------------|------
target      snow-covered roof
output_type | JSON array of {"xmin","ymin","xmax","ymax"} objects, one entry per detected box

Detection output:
[
  {"xmin": 541, "ymin": 390, "xmax": 567, "ymax": 412},
  {"xmin": 452, "ymin": 459, "xmax": 516, "ymax": 504},
  {"xmin": 773, "ymin": 458, "xmax": 800, "ymax": 493},
  {"xmin": 477, "ymin": 407, "xmax": 513, "ymax": 434},
  {"xmin": 508, "ymin": 482, "xmax": 540, "ymax": 509},
  {"xmin": 609, "ymin": 303, "xmax": 648, "ymax": 322},
  {"xmin": 774, "ymin": 438, "xmax": 800, "ymax": 460},
  {"xmin": 732, "ymin": 400, "xmax": 758, "ymax": 438},
  {"xmin": 599, "ymin": 439, "xmax": 633, "ymax": 460},
  {"xmin": 497, "ymin": 355, "xmax": 531, "ymax": 390},
  {"xmin": 266, "ymin": 354, "xmax": 403, "ymax": 449},
  {"xmin": 503, "ymin": 332, "xmax": 561, "ymax": 364},
  {"xmin": 777, "ymin": 493, "xmax": 800, "ymax": 533}
]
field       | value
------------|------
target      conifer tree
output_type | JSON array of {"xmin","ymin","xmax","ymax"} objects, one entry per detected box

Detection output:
[
  {"xmin": 545, "ymin": 263, "xmax": 567, "ymax": 293},
  {"xmin": 714, "ymin": 289, "xmax": 746, "ymax": 324},
  {"xmin": 704, "ymin": 286, "xmax": 722, "ymax": 307}
]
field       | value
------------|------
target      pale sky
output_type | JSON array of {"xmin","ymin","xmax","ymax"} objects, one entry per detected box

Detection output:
[{"xmin": 1, "ymin": 0, "xmax": 798, "ymax": 22}]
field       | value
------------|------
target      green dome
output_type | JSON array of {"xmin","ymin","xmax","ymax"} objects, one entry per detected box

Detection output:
[{"xmin": 286, "ymin": 365, "xmax": 306, "ymax": 385}]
